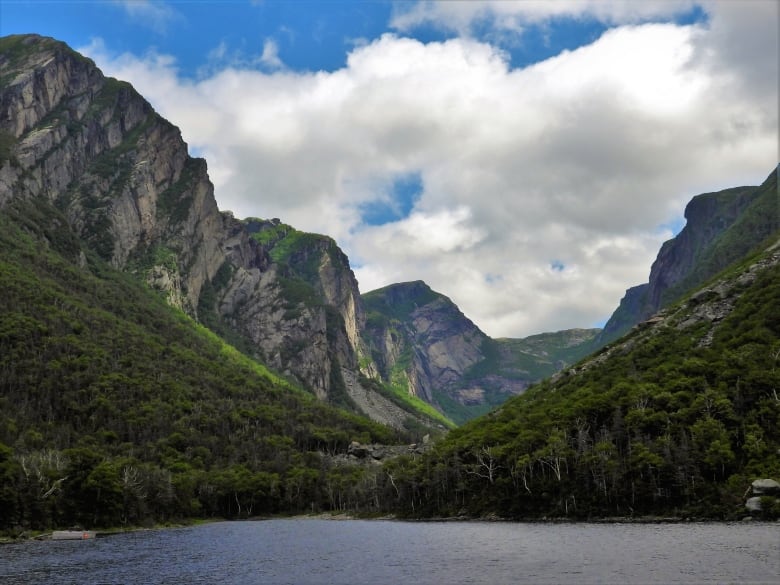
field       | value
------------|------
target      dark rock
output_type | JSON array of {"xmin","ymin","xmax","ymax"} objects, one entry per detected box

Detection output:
[{"xmin": 596, "ymin": 173, "xmax": 778, "ymax": 346}]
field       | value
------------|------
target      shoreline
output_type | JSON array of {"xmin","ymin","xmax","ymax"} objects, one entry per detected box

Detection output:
[{"xmin": 3, "ymin": 513, "xmax": 769, "ymax": 542}]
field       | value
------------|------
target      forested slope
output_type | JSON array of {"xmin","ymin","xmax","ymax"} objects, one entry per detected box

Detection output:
[
  {"xmin": 383, "ymin": 238, "xmax": 780, "ymax": 519},
  {"xmin": 0, "ymin": 197, "xmax": 403, "ymax": 531}
]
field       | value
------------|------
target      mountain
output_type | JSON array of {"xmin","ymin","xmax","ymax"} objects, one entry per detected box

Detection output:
[
  {"xmin": 597, "ymin": 170, "xmax": 779, "ymax": 345},
  {"xmin": 383, "ymin": 232, "xmax": 780, "ymax": 519},
  {"xmin": 0, "ymin": 34, "xmax": 459, "ymax": 433},
  {"xmin": 0, "ymin": 183, "xmax": 408, "ymax": 530},
  {"xmin": 0, "ymin": 34, "xmax": 600, "ymax": 430},
  {"xmin": 2, "ymin": 34, "xmax": 777, "ymax": 527},
  {"xmin": 362, "ymin": 281, "xmax": 598, "ymax": 423}
]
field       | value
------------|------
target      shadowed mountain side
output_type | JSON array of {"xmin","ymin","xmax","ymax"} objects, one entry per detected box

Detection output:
[{"xmin": 597, "ymin": 168, "xmax": 779, "ymax": 346}]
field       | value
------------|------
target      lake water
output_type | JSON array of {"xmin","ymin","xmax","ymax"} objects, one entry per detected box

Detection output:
[{"xmin": 1, "ymin": 519, "xmax": 778, "ymax": 584}]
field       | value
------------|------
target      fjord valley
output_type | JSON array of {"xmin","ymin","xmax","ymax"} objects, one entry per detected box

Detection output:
[{"xmin": 0, "ymin": 33, "xmax": 778, "ymax": 534}]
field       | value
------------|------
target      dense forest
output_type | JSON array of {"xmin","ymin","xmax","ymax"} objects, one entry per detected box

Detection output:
[
  {"xmin": 0, "ymin": 197, "xmax": 408, "ymax": 532},
  {"xmin": 380, "ymin": 244, "xmax": 780, "ymax": 520},
  {"xmin": 2, "ymin": 193, "xmax": 779, "ymax": 532}
]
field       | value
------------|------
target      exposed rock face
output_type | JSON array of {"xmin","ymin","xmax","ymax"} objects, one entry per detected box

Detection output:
[
  {"xmin": 0, "ymin": 35, "xmax": 224, "ymax": 315},
  {"xmin": 363, "ymin": 281, "xmax": 493, "ymax": 410},
  {"xmin": 597, "ymin": 170, "xmax": 779, "ymax": 346},
  {"xmin": 0, "ymin": 34, "xmax": 598, "ymax": 428},
  {"xmin": 362, "ymin": 280, "xmax": 599, "ymax": 422},
  {"xmin": 0, "ymin": 35, "xmax": 385, "ymax": 421},
  {"xmin": 209, "ymin": 218, "xmax": 375, "ymax": 402}
]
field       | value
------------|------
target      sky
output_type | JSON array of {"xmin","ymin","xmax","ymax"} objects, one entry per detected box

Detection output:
[{"xmin": 2, "ymin": 1, "xmax": 778, "ymax": 338}]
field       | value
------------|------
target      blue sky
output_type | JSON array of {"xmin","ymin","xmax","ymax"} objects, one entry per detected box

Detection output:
[
  {"xmin": 3, "ymin": 1, "xmax": 707, "ymax": 75},
  {"xmin": 1, "ymin": 1, "xmax": 777, "ymax": 337}
]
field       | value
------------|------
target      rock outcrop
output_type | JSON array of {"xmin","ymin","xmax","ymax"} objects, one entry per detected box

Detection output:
[{"xmin": 745, "ymin": 478, "xmax": 780, "ymax": 515}]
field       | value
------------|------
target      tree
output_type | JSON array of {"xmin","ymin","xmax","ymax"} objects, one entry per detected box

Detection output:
[{"xmin": 0, "ymin": 443, "xmax": 19, "ymax": 529}]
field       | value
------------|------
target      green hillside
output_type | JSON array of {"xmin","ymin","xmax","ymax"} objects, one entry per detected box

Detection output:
[
  {"xmin": 382, "ymin": 240, "xmax": 780, "ymax": 520},
  {"xmin": 0, "ymin": 197, "xmax": 403, "ymax": 532}
]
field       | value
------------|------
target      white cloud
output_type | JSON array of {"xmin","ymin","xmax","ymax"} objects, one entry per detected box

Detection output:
[
  {"xmin": 198, "ymin": 38, "xmax": 285, "ymax": 77},
  {"xmin": 259, "ymin": 39, "xmax": 284, "ymax": 70},
  {"xmin": 115, "ymin": 0, "xmax": 179, "ymax": 34},
  {"xmin": 81, "ymin": 4, "xmax": 777, "ymax": 338},
  {"xmin": 391, "ymin": 0, "xmax": 699, "ymax": 35}
]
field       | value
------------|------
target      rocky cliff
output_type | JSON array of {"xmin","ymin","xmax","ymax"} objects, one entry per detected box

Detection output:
[
  {"xmin": 0, "ymin": 34, "xmax": 223, "ymax": 312},
  {"xmin": 391, "ymin": 234, "xmax": 780, "ymax": 520},
  {"xmin": 362, "ymin": 281, "xmax": 599, "ymax": 423},
  {"xmin": 0, "ymin": 34, "xmax": 414, "ymax": 426},
  {"xmin": 597, "ymin": 168, "xmax": 779, "ymax": 345},
  {"xmin": 0, "ymin": 34, "xmax": 605, "ymax": 428}
]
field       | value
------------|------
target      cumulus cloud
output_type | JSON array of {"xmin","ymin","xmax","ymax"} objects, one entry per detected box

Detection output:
[{"xmin": 81, "ymin": 3, "xmax": 777, "ymax": 337}]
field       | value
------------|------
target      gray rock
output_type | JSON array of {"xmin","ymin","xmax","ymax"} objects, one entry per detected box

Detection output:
[
  {"xmin": 347, "ymin": 441, "xmax": 370, "ymax": 459},
  {"xmin": 751, "ymin": 478, "xmax": 780, "ymax": 495},
  {"xmin": 745, "ymin": 496, "xmax": 763, "ymax": 512}
]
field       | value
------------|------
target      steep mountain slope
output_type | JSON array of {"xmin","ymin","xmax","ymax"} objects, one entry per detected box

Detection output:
[
  {"xmin": 0, "ymin": 34, "xmax": 600, "ymax": 428},
  {"xmin": 597, "ymin": 169, "xmax": 779, "ymax": 345},
  {"xmin": 0, "ymin": 34, "xmax": 446, "ymax": 430},
  {"xmin": 384, "ymin": 235, "xmax": 780, "ymax": 519},
  {"xmin": 0, "ymin": 195, "xmax": 403, "ymax": 530},
  {"xmin": 362, "ymin": 281, "xmax": 599, "ymax": 423}
]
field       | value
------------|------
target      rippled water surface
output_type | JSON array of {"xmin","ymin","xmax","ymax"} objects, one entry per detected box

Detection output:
[{"xmin": 1, "ymin": 519, "xmax": 778, "ymax": 584}]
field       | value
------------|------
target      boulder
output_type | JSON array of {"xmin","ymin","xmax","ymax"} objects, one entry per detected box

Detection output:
[
  {"xmin": 745, "ymin": 497, "xmax": 763, "ymax": 512},
  {"xmin": 751, "ymin": 478, "xmax": 780, "ymax": 495},
  {"xmin": 347, "ymin": 441, "xmax": 370, "ymax": 459}
]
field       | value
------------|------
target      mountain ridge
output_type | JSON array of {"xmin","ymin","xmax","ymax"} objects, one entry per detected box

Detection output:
[
  {"xmin": 597, "ymin": 170, "xmax": 779, "ymax": 345},
  {"xmin": 1, "ymin": 33, "xmax": 778, "ymax": 528},
  {"xmin": 383, "ymin": 234, "xmax": 780, "ymax": 519},
  {"xmin": 0, "ymin": 34, "xmax": 602, "ymax": 426},
  {"xmin": 362, "ymin": 280, "xmax": 599, "ymax": 423}
]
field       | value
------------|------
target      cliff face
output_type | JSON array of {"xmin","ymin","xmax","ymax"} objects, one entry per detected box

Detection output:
[
  {"xmin": 645, "ymin": 185, "xmax": 762, "ymax": 309},
  {"xmin": 597, "ymin": 170, "xmax": 778, "ymax": 346},
  {"xmin": 364, "ymin": 281, "xmax": 489, "ymax": 404},
  {"xmin": 17, "ymin": 34, "xmax": 769, "ymax": 429},
  {"xmin": 211, "ymin": 218, "xmax": 372, "ymax": 403},
  {"xmin": 0, "ymin": 35, "xmax": 224, "ymax": 315},
  {"xmin": 0, "ymin": 35, "xmax": 392, "ymax": 422},
  {"xmin": 362, "ymin": 281, "xmax": 599, "ymax": 423}
]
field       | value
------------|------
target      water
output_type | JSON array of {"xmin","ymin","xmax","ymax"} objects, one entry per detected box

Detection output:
[{"xmin": 1, "ymin": 519, "xmax": 777, "ymax": 584}]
